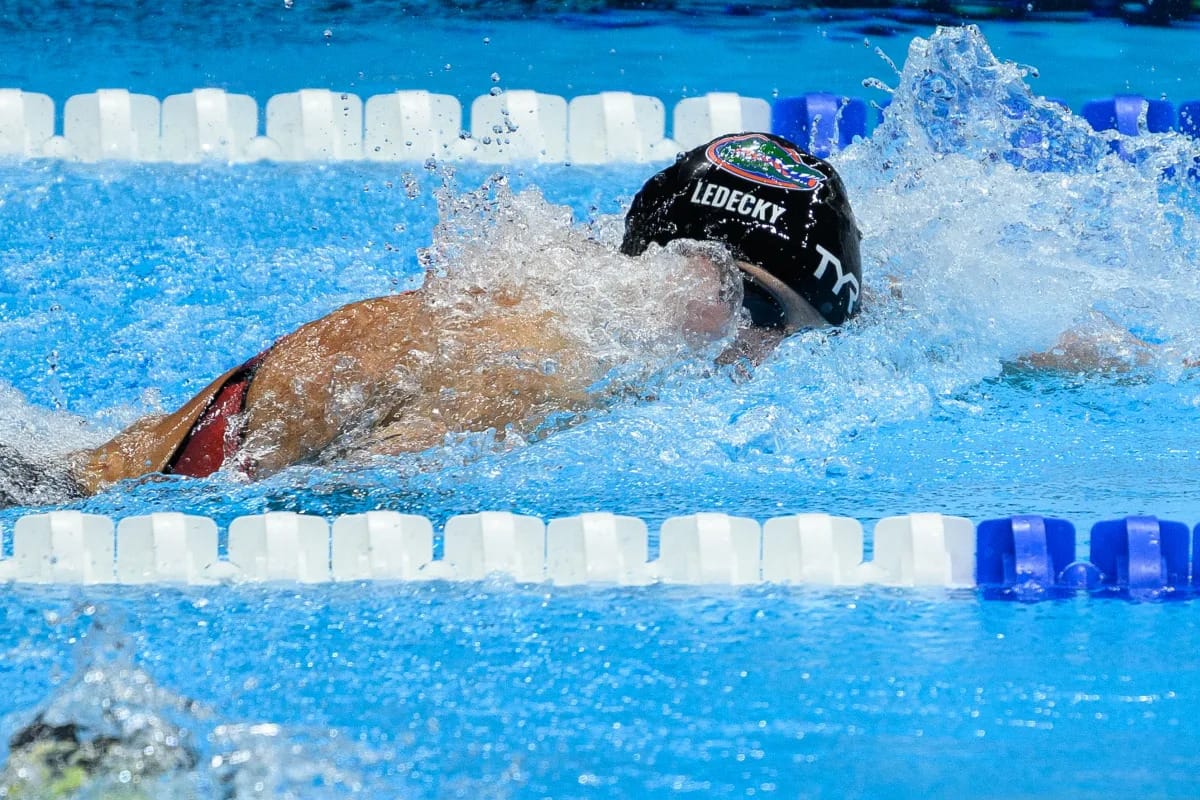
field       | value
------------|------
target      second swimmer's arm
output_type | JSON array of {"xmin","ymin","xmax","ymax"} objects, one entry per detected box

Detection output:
[{"xmin": 1016, "ymin": 314, "xmax": 1156, "ymax": 373}]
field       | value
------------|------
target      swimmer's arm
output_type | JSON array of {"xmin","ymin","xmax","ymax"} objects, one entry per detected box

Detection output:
[
  {"xmin": 887, "ymin": 276, "xmax": 1177, "ymax": 373},
  {"xmin": 1015, "ymin": 315, "xmax": 1159, "ymax": 373}
]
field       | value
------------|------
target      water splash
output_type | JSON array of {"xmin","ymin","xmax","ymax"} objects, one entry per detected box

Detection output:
[
  {"xmin": 394, "ymin": 25, "xmax": 1200, "ymax": 504},
  {"xmin": 419, "ymin": 173, "xmax": 743, "ymax": 380},
  {"xmin": 4, "ymin": 25, "xmax": 1200, "ymax": 518},
  {"xmin": 836, "ymin": 25, "xmax": 1200, "ymax": 378},
  {"xmin": 0, "ymin": 383, "xmax": 98, "ymax": 507},
  {"xmin": 867, "ymin": 25, "xmax": 1107, "ymax": 172},
  {"xmin": 0, "ymin": 613, "xmax": 383, "ymax": 799}
]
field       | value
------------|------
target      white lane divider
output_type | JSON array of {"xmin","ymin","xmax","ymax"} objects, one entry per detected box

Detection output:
[{"xmin": 0, "ymin": 510, "xmax": 978, "ymax": 587}]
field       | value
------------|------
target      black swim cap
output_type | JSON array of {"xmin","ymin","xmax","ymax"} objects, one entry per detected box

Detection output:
[{"xmin": 622, "ymin": 132, "xmax": 861, "ymax": 328}]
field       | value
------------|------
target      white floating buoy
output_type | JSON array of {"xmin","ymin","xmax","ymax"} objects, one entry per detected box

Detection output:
[
  {"xmin": 871, "ymin": 513, "xmax": 976, "ymax": 587},
  {"xmin": 227, "ymin": 511, "xmax": 331, "ymax": 583},
  {"xmin": 0, "ymin": 89, "xmax": 54, "ymax": 157},
  {"xmin": 672, "ymin": 92, "xmax": 772, "ymax": 150},
  {"xmin": 63, "ymin": 89, "xmax": 161, "ymax": 161},
  {"xmin": 160, "ymin": 88, "xmax": 258, "ymax": 162},
  {"xmin": 443, "ymin": 511, "xmax": 545, "ymax": 582},
  {"xmin": 567, "ymin": 92, "xmax": 676, "ymax": 164},
  {"xmin": 546, "ymin": 512, "xmax": 651, "ymax": 585},
  {"xmin": 761, "ymin": 513, "xmax": 865, "ymax": 585},
  {"xmin": 464, "ymin": 90, "xmax": 567, "ymax": 163},
  {"xmin": 13, "ymin": 511, "xmax": 115, "ymax": 584},
  {"xmin": 265, "ymin": 89, "xmax": 363, "ymax": 160},
  {"xmin": 331, "ymin": 511, "xmax": 434, "ymax": 580},
  {"xmin": 364, "ymin": 90, "xmax": 462, "ymax": 161},
  {"xmin": 116, "ymin": 512, "xmax": 219, "ymax": 584},
  {"xmin": 657, "ymin": 512, "xmax": 761, "ymax": 585}
]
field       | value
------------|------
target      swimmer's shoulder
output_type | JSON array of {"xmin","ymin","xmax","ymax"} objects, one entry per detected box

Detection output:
[
  {"xmin": 326, "ymin": 289, "xmax": 426, "ymax": 321},
  {"xmin": 275, "ymin": 289, "xmax": 574, "ymax": 365},
  {"xmin": 274, "ymin": 291, "xmax": 431, "ymax": 351}
]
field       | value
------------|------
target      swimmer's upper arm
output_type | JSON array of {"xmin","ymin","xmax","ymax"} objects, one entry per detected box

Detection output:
[{"xmin": 1017, "ymin": 317, "xmax": 1154, "ymax": 373}]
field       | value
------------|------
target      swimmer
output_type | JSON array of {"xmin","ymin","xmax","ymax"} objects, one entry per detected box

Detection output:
[
  {"xmin": 0, "ymin": 713, "xmax": 201, "ymax": 799},
  {"xmin": 0, "ymin": 647, "xmax": 254, "ymax": 799},
  {"xmin": 2, "ymin": 132, "xmax": 862, "ymax": 504}
]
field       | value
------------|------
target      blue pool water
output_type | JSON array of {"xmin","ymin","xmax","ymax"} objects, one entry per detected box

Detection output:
[
  {"xmin": 3, "ymin": 5, "xmax": 1200, "ymax": 797},
  {"xmin": 6, "ymin": 3, "xmax": 1200, "ymax": 114}
]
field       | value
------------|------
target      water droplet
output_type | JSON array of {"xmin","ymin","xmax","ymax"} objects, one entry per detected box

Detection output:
[
  {"xmin": 443, "ymin": 63, "xmax": 452, "ymax": 71},
  {"xmin": 490, "ymin": 72, "xmax": 501, "ymax": 83},
  {"xmin": 482, "ymin": 36, "xmax": 491, "ymax": 45},
  {"xmin": 489, "ymin": 86, "xmax": 502, "ymax": 97},
  {"xmin": 323, "ymin": 29, "xmax": 332, "ymax": 39}
]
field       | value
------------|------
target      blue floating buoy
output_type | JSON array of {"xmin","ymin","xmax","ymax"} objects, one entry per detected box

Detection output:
[
  {"xmin": 1090, "ymin": 515, "xmax": 1189, "ymax": 599},
  {"xmin": 771, "ymin": 93, "xmax": 868, "ymax": 158},
  {"xmin": 976, "ymin": 515, "xmax": 1076, "ymax": 599},
  {"xmin": 1189, "ymin": 522, "xmax": 1200, "ymax": 589},
  {"xmin": 1081, "ymin": 95, "xmax": 1175, "ymax": 136},
  {"xmin": 1179, "ymin": 101, "xmax": 1200, "ymax": 139},
  {"xmin": 1059, "ymin": 560, "xmax": 1103, "ymax": 591}
]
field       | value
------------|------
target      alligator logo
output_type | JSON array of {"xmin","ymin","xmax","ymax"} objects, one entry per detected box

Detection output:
[{"xmin": 706, "ymin": 134, "xmax": 825, "ymax": 191}]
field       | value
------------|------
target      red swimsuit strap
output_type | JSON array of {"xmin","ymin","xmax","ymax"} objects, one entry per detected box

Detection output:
[{"xmin": 164, "ymin": 352, "xmax": 267, "ymax": 479}]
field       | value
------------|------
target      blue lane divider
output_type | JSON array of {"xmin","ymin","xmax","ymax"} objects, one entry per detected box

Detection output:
[
  {"xmin": 1092, "ymin": 515, "xmax": 1189, "ymax": 597},
  {"xmin": 9, "ymin": 509, "xmax": 1200, "ymax": 597},
  {"xmin": 1081, "ymin": 94, "xmax": 1175, "ymax": 136},
  {"xmin": 771, "ymin": 93, "xmax": 868, "ymax": 158},
  {"xmin": 1180, "ymin": 100, "xmax": 1200, "ymax": 138},
  {"xmin": 977, "ymin": 515, "xmax": 1079, "ymax": 600},
  {"xmin": 3, "ymin": 85, "xmax": 1200, "ymax": 164},
  {"xmin": 979, "ymin": 514, "xmax": 1191, "ymax": 600}
]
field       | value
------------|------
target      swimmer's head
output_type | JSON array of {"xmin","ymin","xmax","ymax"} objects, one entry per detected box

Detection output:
[{"xmin": 621, "ymin": 132, "xmax": 862, "ymax": 329}]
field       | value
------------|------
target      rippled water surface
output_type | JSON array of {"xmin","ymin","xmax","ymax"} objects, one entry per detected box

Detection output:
[{"xmin": 6, "ymin": 584, "xmax": 1200, "ymax": 798}]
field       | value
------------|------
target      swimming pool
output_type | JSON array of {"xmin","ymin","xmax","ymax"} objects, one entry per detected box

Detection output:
[{"xmin": 3, "ymin": 4, "xmax": 1200, "ymax": 797}]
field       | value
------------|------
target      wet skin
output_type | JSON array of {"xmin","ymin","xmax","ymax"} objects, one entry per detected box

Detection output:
[{"xmin": 73, "ymin": 252, "xmax": 746, "ymax": 495}]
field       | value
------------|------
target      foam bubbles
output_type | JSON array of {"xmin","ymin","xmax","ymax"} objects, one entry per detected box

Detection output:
[
  {"xmin": 0, "ymin": 381, "xmax": 101, "ymax": 507},
  {"xmin": 0, "ymin": 614, "xmax": 386, "ymax": 799},
  {"xmin": 398, "ymin": 25, "xmax": 1200, "ymax": 505},
  {"xmin": 419, "ymin": 174, "xmax": 743, "ymax": 390},
  {"xmin": 836, "ymin": 24, "xmax": 1200, "ymax": 378}
]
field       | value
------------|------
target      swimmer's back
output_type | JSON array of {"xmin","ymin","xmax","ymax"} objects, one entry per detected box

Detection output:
[
  {"xmin": 241, "ymin": 291, "xmax": 594, "ymax": 473},
  {"xmin": 78, "ymin": 291, "xmax": 595, "ymax": 490}
]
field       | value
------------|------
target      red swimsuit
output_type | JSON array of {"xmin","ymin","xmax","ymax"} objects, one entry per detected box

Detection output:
[{"xmin": 164, "ymin": 353, "xmax": 265, "ymax": 478}]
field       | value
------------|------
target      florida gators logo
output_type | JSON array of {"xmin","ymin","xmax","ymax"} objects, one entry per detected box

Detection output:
[{"xmin": 706, "ymin": 134, "xmax": 825, "ymax": 191}]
